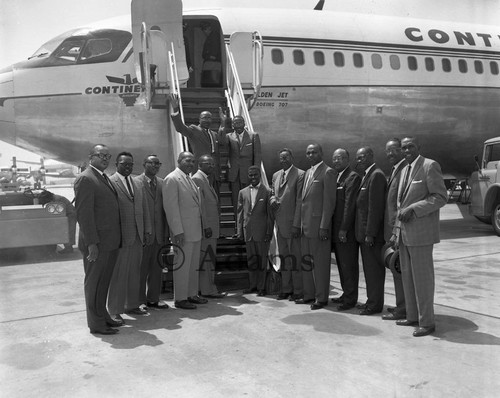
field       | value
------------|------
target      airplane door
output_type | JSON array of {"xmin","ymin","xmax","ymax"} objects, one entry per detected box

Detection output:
[
  {"xmin": 229, "ymin": 32, "xmax": 261, "ymax": 90},
  {"xmin": 131, "ymin": 0, "xmax": 188, "ymax": 108}
]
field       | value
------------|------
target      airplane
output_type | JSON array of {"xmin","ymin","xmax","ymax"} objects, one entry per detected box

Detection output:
[{"xmin": 0, "ymin": 0, "xmax": 499, "ymax": 182}]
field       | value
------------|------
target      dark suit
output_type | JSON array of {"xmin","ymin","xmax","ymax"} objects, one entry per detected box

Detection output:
[
  {"xmin": 355, "ymin": 165, "xmax": 387, "ymax": 312},
  {"xmin": 238, "ymin": 184, "xmax": 273, "ymax": 291},
  {"xmin": 384, "ymin": 160, "xmax": 407, "ymax": 316},
  {"xmin": 398, "ymin": 156, "xmax": 447, "ymax": 328},
  {"xmin": 74, "ymin": 166, "xmax": 121, "ymax": 331},
  {"xmin": 192, "ymin": 170, "xmax": 220, "ymax": 295},
  {"xmin": 171, "ymin": 112, "xmax": 223, "ymax": 189},
  {"xmin": 226, "ymin": 130, "xmax": 262, "ymax": 219},
  {"xmin": 300, "ymin": 162, "xmax": 336, "ymax": 303},
  {"xmin": 108, "ymin": 173, "xmax": 151, "ymax": 314},
  {"xmin": 134, "ymin": 173, "xmax": 168, "ymax": 304},
  {"xmin": 332, "ymin": 167, "xmax": 361, "ymax": 307},
  {"xmin": 270, "ymin": 166, "xmax": 304, "ymax": 296}
]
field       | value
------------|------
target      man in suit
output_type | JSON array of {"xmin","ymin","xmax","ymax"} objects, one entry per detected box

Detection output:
[
  {"xmin": 225, "ymin": 116, "xmax": 262, "ymax": 223},
  {"xmin": 192, "ymin": 155, "xmax": 226, "ymax": 298},
  {"xmin": 270, "ymin": 148, "xmax": 304, "ymax": 301},
  {"xmin": 382, "ymin": 138, "xmax": 407, "ymax": 321},
  {"xmin": 330, "ymin": 148, "xmax": 362, "ymax": 311},
  {"xmin": 163, "ymin": 152, "xmax": 209, "ymax": 309},
  {"xmin": 298, "ymin": 143, "xmax": 336, "ymax": 310},
  {"xmin": 108, "ymin": 152, "xmax": 152, "ymax": 321},
  {"xmin": 134, "ymin": 155, "xmax": 169, "ymax": 310},
  {"xmin": 168, "ymin": 93, "xmax": 224, "ymax": 194},
  {"xmin": 238, "ymin": 166, "xmax": 273, "ymax": 296},
  {"xmin": 74, "ymin": 144, "xmax": 121, "ymax": 335},
  {"xmin": 355, "ymin": 146, "xmax": 387, "ymax": 315},
  {"xmin": 395, "ymin": 137, "xmax": 447, "ymax": 337}
]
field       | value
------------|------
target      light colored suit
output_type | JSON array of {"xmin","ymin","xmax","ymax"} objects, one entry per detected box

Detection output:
[
  {"xmin": 355, "ymin": 165, "xmax": 387, "ymax": 312},
  {"xmin": 192, "ymin": 170, "xmax": 220, "ymax": 295},
  {"xmin": 134, "ymin": 173, "xmax": 168, "ymax": 304},
  {"xmin": 384, "ymin": 160, "xmax": 407, "ymax": 316},
  {"xmin": 398, "ymin": 155, "xmax": 447, "ymax": 327},
  {"xmin": 238, "ymin": 184, "xmax": 273, "ymax": 291},
  {"xmin": 270, "ymin": 166, "xmax": 304, "ymax": 296},
  {"xmin": 300, "ymin": 162, "xmax": 336, "ymax": 303},
  {"xmin": 74, "ymin": 166, "xmax": 121, "ymax": 331},
  {"xmin": 108, "ymin": 173, "xmax": 151, "ymax": 314},
  {"xmin": 163, "ymin": 168, "xmax": 203, "ymax": 301}
]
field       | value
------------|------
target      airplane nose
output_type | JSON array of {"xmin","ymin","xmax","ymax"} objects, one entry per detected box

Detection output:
[{"xmin": 0, "ymin": 66, "xmax": 16, "ymax": 146}]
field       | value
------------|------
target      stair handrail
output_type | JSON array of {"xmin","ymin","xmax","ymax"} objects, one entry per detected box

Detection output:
[
  {"xmin": 168, "ymin": 43, "xmax": 190, "ymax": 154},
  {"xmin": 249, "ymin": 31, "xmax": 264, "ymax": 111},
  {"xmin": 225, "ymin": 43, "xmax": 268, "ymax": 187}
]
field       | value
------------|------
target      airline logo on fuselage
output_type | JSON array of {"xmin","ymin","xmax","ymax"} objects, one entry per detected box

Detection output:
[
  {"xmin": 84, "ymin": 74, "xmax": 143, "ymax": 106},
  {"xmin": 405, "ymin": 27, "xmax": 499, "ymax": 48}
]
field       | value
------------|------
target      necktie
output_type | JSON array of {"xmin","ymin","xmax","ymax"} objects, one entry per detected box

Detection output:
[
  {"xmin": 280, "ymin": 170, "xmax": 287, "ymax": 188},
  {"xmin": 125, "ymin": 176, "xmax": 134, "ymax": 199},
  {"xmin": 389, "ymin": 166, "xmax": 395, "ymax": 182},
  {"xmin": 150, "ymin": 178, "xmax": 156, "ymax": 193},
  {"xmin": 204, "ymin": 129, "xmax": 215, "ymax": 153},
  {"xmin": 399, "ymin": 165, "xmax": 412, "ymax": 202},
  {"xmin": 250, "ymin": 185, "xmax": 257, "ymax": 208},
  {"xmin": 102, "ymin": 173, "xmax": 116, "ymax": 194}
]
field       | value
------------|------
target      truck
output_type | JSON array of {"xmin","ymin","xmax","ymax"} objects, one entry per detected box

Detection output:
[{"xmin": 469, "ymin": 137, "xmax": 500, "ymax": 236}]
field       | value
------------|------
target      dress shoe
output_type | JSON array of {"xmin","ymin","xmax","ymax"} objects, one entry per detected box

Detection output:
[
  {"xmin": 127, "ymin": 307, "xmax": 149, "ymax": 315},
  {"xmin": 90, "ymin": 327, "xmax": 118, "ymax": 335},
  {"xmin": 396, "ymin": 319, "xmax": 419, "ymax": 327},
  {"xmin": 174, "ymin": 300, "xmax": 197, "ymax": 309},
  {"xmin": 106, "ymin": 319, "xmax": 124, "ymax": 327},
  {"xmin": 359, "ymin": 308, "xmax": 381, "ymax": 316},
  {"xmin": 277, "ymin": 293, "xmax": 291, "ymax": 300},
  {"xmin": 201, "ymin": 292, "xmax": 227, "ymax": 299},
  {"xmin": 387, "ymin": 306, "xmax": 396, "ymax": 314},
  {"xmin": 188, "ymin": 295, "xmax": 208, "ymax": 304},
  {"xmin": 413, "ymin": 326, "xmax": 435, "ymax": 337},
  {"xmin": 147, "ymin": 301, "xmax": 170, "ymax": 309},
  {"xmin": 289, "ymin": 294, "xmax": 302, "ymax": 301},
  {"xmin": 356, "ymin": 303, "xmax": 367, "ymax": 310},
  {"xmin": 58, "ymin": 246, "xmax": 74, "ymax": 254},
  {"xmin": 337, "ymin": 303, "xmax": 355, "ymax": 311},
  {"xmin": 242, "ymin": 287, "xmax": 258, "ymax": 294},
  {"xmin": 330, "ymin": 296, "xmax": 344, "ymax": 304},
  {"xmin": 111, "ymin": 314, "xmax": 124, "ymax": 321},
  {"xmin": 382, "ymin": 312, "xmax": 406, "ymax": 321},
  {"xmin": 257, "ymin": 290, "xmax": 267, "ymax": 297},
  {"xmin": 295, "ymin": 298, "xmax": 315, "ymax": 305},
  {"xmin": 310, "ymin": 301, "xmax": 328, "ymax": 310}
]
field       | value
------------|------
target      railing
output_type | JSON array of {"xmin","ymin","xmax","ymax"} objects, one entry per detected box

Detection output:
[
  {"xmin": 167, "ymin": 43, "xmax": 189, "ymax": 156},
  {"xmin": 249, "ymin": 31, "xmax": 264, "ymax": 111},
  {"xmin": 224, "ymin": 40, "xmax": 267, "ymax": 186}
]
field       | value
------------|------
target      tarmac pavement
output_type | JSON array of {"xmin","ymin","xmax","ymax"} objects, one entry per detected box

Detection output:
[{"xmin": 0, "ymin": 202, "xmax": 499, "ymax": 397}]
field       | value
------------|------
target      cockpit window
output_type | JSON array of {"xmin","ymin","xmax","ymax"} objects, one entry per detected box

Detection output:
[{"xmin": 26, "ymin": 29, "xmax": 131, "ymax": 67}]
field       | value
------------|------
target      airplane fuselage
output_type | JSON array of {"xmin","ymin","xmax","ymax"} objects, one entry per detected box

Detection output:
[{"xmin": 1, "ymin": 6, "xmax": 499, "ymax": 178}]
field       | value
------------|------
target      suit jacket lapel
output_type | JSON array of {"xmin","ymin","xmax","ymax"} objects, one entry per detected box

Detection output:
[{"xmin": 388, "ymin": 161, "xmax": 406, "ymax": 188}]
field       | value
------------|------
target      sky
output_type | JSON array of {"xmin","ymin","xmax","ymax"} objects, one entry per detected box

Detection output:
[{"xmin": 0, "ymin": 0, "xmax": 498, "ymax": 160}]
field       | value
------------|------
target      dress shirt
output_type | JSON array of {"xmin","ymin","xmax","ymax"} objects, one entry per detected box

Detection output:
[
  {"xmin": 116, "ymin": 173, "xmax": 134, "ymax": 197},
  {"xmin": 337, "ymin": 165, "xmax": 349, "ymax": 183},
  {"xmin": 250, "ymin": 183, "xmax": 260, "ymax": 208},
  {"xmin": 305, "ymin": 161, "xmax": 323, "ymax": 190}
]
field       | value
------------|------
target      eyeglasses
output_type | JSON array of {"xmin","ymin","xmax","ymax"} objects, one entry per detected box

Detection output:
[
  {"xmin": 118, "ymin": 162, "xmax": 134, "ymax": 167},
  {"xmin": 92, "ymin": 153, "xmax": 112, "ymax": 161},
  {"xmin": 146, "ymin": 161, "xmax": 162, "ymax": 166}
]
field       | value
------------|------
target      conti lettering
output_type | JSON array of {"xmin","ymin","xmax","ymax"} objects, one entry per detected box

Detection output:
[
  {"xmin": 405, "ymin": 27, "xmax": 496, "ymax": 47},
  {"xmin": 85, "ymin": 85, "xmax": 142, "ymax": 95}
]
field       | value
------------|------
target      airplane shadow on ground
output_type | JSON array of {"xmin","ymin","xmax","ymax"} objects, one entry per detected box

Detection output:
[
  {"xmin": 440, "ymin": 218, "xmax": 494, "ymax": 240},
  {"xmin": 0, "ymin": 246, "xmax": 79, "ymax": 266},
  {"xmin": 433, "ymin": 314, "xmax": 500, "ymax": 345}
]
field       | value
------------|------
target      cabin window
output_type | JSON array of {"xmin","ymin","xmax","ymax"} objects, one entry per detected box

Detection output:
[
  {"xmin": 353, "ymin": 53, "xmax": 363, "ymax": 68},
  {"xmin": 293, "ymin": 50, "xmax": 305, "ymax": 65},
  {"xmin": 314, "ymin": 51, "xmax": 325, "ymax": 66},
  {"xmin": 442, "ymin": 58, "xmax": 452, "ymax": 72},
  {"xmin": 474, "ymin": 60, "xmax": 484, "ymax": 74},
  {"xmin": 52, "ymin": 39, "xmax": 86, "ymax": 63},
  {"xmin": 271, "ymin": 49, "xmax": 284, "ymax": 65},
  {"xmin": 80, "ymin": 39, "xmax": 112, "ymax": 61},
  {"xmin": 371, "ymin": 54, "xmax": 382, "ymax": 69},
  {"xmin": 333, "ymin": 52, "xmax": 345, "ymax": 67},
  {"xmin": 458, "ymin": 59, "xmax": 468, "ymax": 73},
  {"xmin": 490, "ymin": 61, "xmax": 499, "ymax": 75},
  {"xmin": 389, "ymin": 55, "xmax": 400, "ymax": 70},
  {"xmin": 408, "ymin": 56, "xmax": 418, "ymax": 71},
  {"xmin": 425, "ymin": 57, "xmax": 435, "ymax": 71}
]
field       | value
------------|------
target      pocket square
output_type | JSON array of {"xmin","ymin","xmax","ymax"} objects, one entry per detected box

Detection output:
[
  {"xmin": 246, "ymin": 143, "xmax": 253, "ymax": 146},
  {"xmin": 411, "ymin": 180, "xmax": 422, "ymax": 184},
  {"xmin": 361, "ymin": 187, "xmax": 367, "ymax": 190},
  {"xmin": 258, "ymin": 198, "xmax": 263, "ymax": 201},
  {"xmin": 337, "ymin": 187, "xmax": 344, "ymax": 190}
]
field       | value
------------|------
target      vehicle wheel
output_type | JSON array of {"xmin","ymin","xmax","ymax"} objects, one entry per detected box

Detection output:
[
  {"xmin": 492, "ymin": 203, "xmax": 500, "ymax": 237},
  {"xmin": 474, "ymin": 216, "xmax": 491, "ymax": 224}
]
